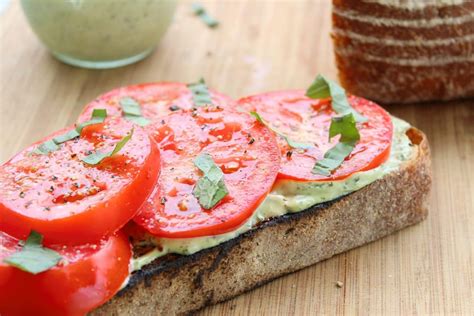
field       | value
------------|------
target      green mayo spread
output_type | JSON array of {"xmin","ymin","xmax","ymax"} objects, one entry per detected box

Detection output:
[{"xmin": 132, "ymin": 117, "xmax": 415, "ymax": 271}]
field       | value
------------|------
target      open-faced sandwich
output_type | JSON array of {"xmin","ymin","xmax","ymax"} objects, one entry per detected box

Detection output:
[{"xmin": 0, "ymin": 76, "xmax": 431, "ymax": 315}]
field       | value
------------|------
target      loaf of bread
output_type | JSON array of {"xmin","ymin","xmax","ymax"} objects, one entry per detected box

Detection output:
[{"xmin": 332, "ymin": 0, "xmax": 474, "ymax": 104}]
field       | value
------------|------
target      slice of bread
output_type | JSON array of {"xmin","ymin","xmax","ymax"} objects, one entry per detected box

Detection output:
[
  {"xmin": 92, "ymin": 127, "xmax": 431, "ymax": 316},
  {"xmin": 332, "ymin": 0, "xmax": 474, "ymax": 104}
]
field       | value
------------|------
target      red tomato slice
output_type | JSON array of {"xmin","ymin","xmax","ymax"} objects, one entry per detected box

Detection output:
[
  {"xmin": 0, "ymin": 231, "xmax": 131, "ymax": 316},
  {"xmin": 78, "ymin": 82, "xmax": 236, "ymax": 124},
  {"xmin": 0, "ymin": 117, "xmax": 160, "ymax": 244},
  {"xmin": 133, "ymin": 107, "xmax": 281, "ymax": 238},
  {"xmin": 238, "ymin": 90, "xmax": 393, "ymax": 181}
]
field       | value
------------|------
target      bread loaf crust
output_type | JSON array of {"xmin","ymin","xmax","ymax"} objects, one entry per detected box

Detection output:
[
  {"xmin": 332, "ymin": 0, "xmax": 474, "ymax": 103},
  {"xmin": 91, "ymin": 127, "xmax": 431, "ymax": 316}
]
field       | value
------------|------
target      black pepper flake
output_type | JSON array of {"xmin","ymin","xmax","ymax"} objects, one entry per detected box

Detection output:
[
  {"xmin": 48, "ymin": 186, "xmax": 55, "ymax": 192},
  {"xmin": 73, "ymin": 183, "xmax": 80, "ymax": 189},
  {"xmin": 160, "ymin": 197, "xmax": 167, "ymax": 205},
  {"xmin": 286, "ymin": 151, "xmax": 293, "ymax": 158},
  {"xmin": 191, "ymin": 110, "xmax": 198, "ymax": 117},
  {"xmin": 51, "ymin": 175, "xmax": 58, "ymax": 181},
  {"xmin": 169, "ymin": 105, "xmax": 181, "ymax": 111},
  {"xmin": 19, "ymin": 191, "xmax": 25, "ymax": 198},
  {"xmin": 248, "ymin": 138, "xmax": 255, "ymax": 145},
  {"xmin": 44, "ymin": 207, "xmax": 51, "ymax": 211},
  {"xmin": 161, "ymin": 120, "xmax": 165, "ymax": 125}
]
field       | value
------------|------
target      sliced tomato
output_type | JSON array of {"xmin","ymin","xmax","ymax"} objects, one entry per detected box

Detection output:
[
  {"xmin": 0, "ymin": 231, "xmax": 131, "ymax": 316},
  {"xmin": 78, "ymin": 82, "xmax": 236, "ymax": 124},
  {"xmin": 133, "ymin": 107, "xmax": 280, "ymax": 238},
  {"xmin": 238, "ymin": 90, "xmax": 393, "ymax": 181},
  {"xmin": 0, "ymin": 117, "xmax": 160, "ymax": 244}
]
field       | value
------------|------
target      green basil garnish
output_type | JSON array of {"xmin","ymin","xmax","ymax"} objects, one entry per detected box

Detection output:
[
  {"xmin": 32, "ymin": 140, "xmax": 59, "ymax": 155},
  {"xmin": 82, "ymin": 128, "xmax": 134, "ymax": 165},
  {"xmin": 52, "ymin": 129, "xmax": 80, "ymax": 144},
  {"xmin": 306, "ymin": 74, "xmax": 367, "ymax": 123},
  {"xmin": 32, "ymin": 109, "xmax": 107, "ymax": 156},
  {"xmin": 312, "ymin": 113, "xmax": 360, "ymax": 176},
  {"xmin": 312, "ymin": 141, "xmax": 357, "ymax": 176},
  {"xmin": 76, "ymin": 108, "xmax": 108, "ymax": 132},
  {"xmin": 192, "ymin": 152, "xmax": 229, "ymax": 209},
  {"xmin": 328, "ymin": 113, "xmax": 360, "ymax": 142},
  {"xmin": 192, "ymin": 3, "xmax": 219, "ymax": 28},
  {"xmin": 119, "ymin": 97, "xmax": 150, "ymax": 127},
  {"xmin": 3, "ymin": 231, "xmax": 62, "ymax": 275},
  {"xmin": 188, "ymin": 78, "xmax": 213, "ymax": 108},
  {"xmin": 250, "ymin": 111, "xmax": 312, "ymax": 149}
]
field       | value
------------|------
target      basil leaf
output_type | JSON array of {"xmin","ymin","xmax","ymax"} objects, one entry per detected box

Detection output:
[
  {"xmin": 188, "ymin": 78, "xmax": 213, "ymax": 108},
  {"xmin": 306, "ymin": 74, "xmax": 367, "ymax": 122},
  {"xmin": 52, "ymin": 129, "xmax": 80, "ymax": 144},
  {"xmin": 76, "ymin": 108, "xmax": 108, "ymax": 132},
  {"xmin": 329, "ymin": 113, "xmax": 360, "ymax": 143},
  {"xmin": 31, "ymin": 109, "xmax": 107, "ymax": 156},
  {"xmin": 312, "ymin": 141, "xmax": 356, "ymax": 176},
  {"xmin": 250, "ymin": 111, "xmax": 312, "ymax": 149},
  {"xmin": 124, "ymin": 115, "xmax": 150, "ymax": 127},
  {"xmin": 32, "ymin": 140, "xmax": 59, "ymax": 155},
  {"xmin": 119, "ymin": 97, "xmax": 142, "ymax": 116},
  {"xmin": 312, "ymin": 113, "xmax": 361, "ymax": 175},
  {"xmin": 82, "ymin": 128, "xmax": 134, "ymax": 165},
  {"xmin": 192, "ymin": 3, "xmax": 219, "ymax": 28},
  {"xmin": 119, "ymin": 97, "xmax": 150, "ymax": 127},
  {"xmin": 192, "ymin": 153, "xmax": 229, "ymax": 209},
  {"xmin": 3, "ymin": 231, "xmax": 62, "ymax": 275}
]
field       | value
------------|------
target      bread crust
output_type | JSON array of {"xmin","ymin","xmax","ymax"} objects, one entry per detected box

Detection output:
[
  {"xmin": 332, "ymin": 0, "xmax": 474, "ymax": 103},
  {"xmin": 92, "ymin": 128, "xmax": 431, "ymax": 316}
]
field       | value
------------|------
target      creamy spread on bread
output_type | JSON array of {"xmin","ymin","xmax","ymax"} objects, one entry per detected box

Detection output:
[{"xmin": 132, "ymin": 116, "xmax": 415, "ymax": 271}]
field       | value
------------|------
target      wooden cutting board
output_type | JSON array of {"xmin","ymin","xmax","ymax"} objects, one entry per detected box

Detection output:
[{"xmin": 0, "ymin": 1, "xmax": 472, "ymax": 314}]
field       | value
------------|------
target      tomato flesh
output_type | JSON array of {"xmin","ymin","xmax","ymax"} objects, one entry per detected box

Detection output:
[
  {"xmin": 0, "ymin": 231, "xmax": 131, "ymax": 316},
  {"xmin": 78, "ymin": 82, "xmax": 236, "ymax": 124},
  {"xmin": 0, "ymin": 117, "xmax": 160, "ymax": 244},
  {"xmin": 134, "ymin": 107, "xmax": 281, "ymax": 238},
  {"xmin": 238, "ymin": 90, "xmax": 393, "ymax": 181}
]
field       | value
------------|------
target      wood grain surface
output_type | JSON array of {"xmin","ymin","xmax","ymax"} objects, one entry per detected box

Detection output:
[{"xmin": 1, "ymin": 1, "xmax": 473, "ymax": 315}]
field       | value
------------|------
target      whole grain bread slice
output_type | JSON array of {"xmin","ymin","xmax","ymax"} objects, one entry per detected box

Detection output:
[{"xmin": 92, "ymin": 127, "xmax": 431, "ymax": 316}]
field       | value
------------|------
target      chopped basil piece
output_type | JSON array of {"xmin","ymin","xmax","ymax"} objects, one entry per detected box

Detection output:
[
  {"xmin": 32, "ymin": 140, "xmax": 59, "ymax": 155},
  {"xmin": 52, "ymin": 129, "xmax": 80, "ymax": 144},
  {"xmin": 124, "ymin": 115, "xmax": 150, "ymax": 127},
  {"xmin": 250, "ymin": 111, "xmax": 312, "ymax": 149},
  {"xmin": 3, "ymin": 231, "xmax": 62, "ymax": 275},
  {"xmin": 192, "ymin": 3, "xmax": 219, "ymax": 28},
  {"xmin": 306, "ymin": 74, "xmax": 367, "ymax": 122},
  {"xmin": 32, "ymin": 109, "xmax": 107, "ymax": 156},
  {"xmin": 192, "ymin": 152, "xmax": 228, "ymax": 209},
  {"xmin": 76, "ymin": 108, "xmax": 108, "ymax": 132},
  {"xmin": 119, "ymin": 97, "xmax": 150, "ymax": 127},
  {"xmin": 329, "ymin": 113, "xmax": 360, "ymax": 143},
  {"xmin": 82, "ymin": 128, "xmax": 134, "ymax": 165},
  {"xmin": 312, "ymin": 113, "xmax": 360, "ymax": 175},
  {"xmin": 188, "ymin": 78, "xmax": 213, "ymax": 108},
  {"xmin": 312, "ymin": 141, "xmax": 356, "ymax": 176}
]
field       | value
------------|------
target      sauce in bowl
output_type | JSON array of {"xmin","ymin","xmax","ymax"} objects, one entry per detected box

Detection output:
[{"xmin": 21, "ymin": 0, "xmax": 177, "ymax": 69}]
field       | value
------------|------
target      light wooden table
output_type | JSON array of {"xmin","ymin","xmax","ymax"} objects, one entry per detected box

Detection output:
[{"xmin": 1, "ymin": 1, "xmax": 473, "ymax": 315}]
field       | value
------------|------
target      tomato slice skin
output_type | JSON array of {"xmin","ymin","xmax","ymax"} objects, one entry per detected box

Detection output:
[
  {"xmin": 0, "ymin": 117, "xmax": 161, "ymax": 244},
  {"xmin": 0, "ymin": 231, "xmax": 131, "ymax": 316},
  {"xmin": 78, "ymin": 82, "xmax": 236, "ymax": 124},
  {"xmin": 134, "ymin": 107, "xmax": 281, "ymax": 238},
  {"xmin": 238, "ymin": 90, "xmax": 393, "ymax": 181}
]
